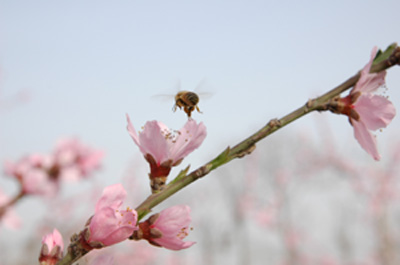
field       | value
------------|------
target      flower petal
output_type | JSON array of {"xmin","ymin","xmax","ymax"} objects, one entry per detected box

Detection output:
[
  {"xmin": 42, "ymin": 229, "xmax": 64, "ymax": 252},
  {"xmin": 169, "ymin": 120, "xmax": 207, "ymax": 161},
  {"xmin": 355, "ymin": 71, "xmax": 386, "ymax": 94},
  {"xmin": 126, "ymin": 114, "xmax": 141, "ymax": 147},
  {"xmin": 354, "ymin": 94, "xmax": 396, "ymax": 131},
  {"xmin": 151, "ymin": 205, "xmax": 195, "ymax": 250},
  {"xmin": 89, "ymin": 207, "xmax": 120, "ymax": 242},
  {"xmin": 154, "ymin": 237, "xmax": 196, "ymax": 250},
  {"xmin": 89, "ymin": 184, "xmax": 138, "ymax": 246},
  {"xmin": 95, "ymin": 184, "xmax": 126, "ymax": 212},
  {"xmin": 353, "ymin": 47, "xmax": 386, "ymax": 94},
  {"xmin": 126, "ymin": 115, "xmax": 170, "ymax": 164},
  {"xmin": 89, "ymin": 207, "xmax": 137, "ymax": 246},
  {"xmin": 352, "ymin": 119, "xmax": 380, "ymax": 161},
  {"xmin": 138, "ymin": 121, "xmax": 170, "ymax": 164}
]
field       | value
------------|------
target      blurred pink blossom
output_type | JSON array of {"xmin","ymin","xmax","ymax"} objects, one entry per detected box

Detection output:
[
  {"xmin": 4, "ymin": 154, "xmax": 58, "ymax": 196},
  {"xmin": 84, "ymin": 183, "xmax": 138, "ymax": 248},
  {"xmin": 53, "ymin": 138, "xmax": 104, "ymax": 181},
  {"xmin": 337, "ymin": 47, "xmax": 396, "ymax": 160},
  {"xmin": 147, "ymin": 205, "xmax": 195, "ymax": 250},
  {"xmin": 39, "ymin": 228, "xmax": 64, "ymax": 265},
  {"xmin": 3, "ymin": 138, "xmax": 103, "ymax": 196},
  {"xmin": 0, "ymin": 189, "xmax": 22, "ymax": 229},
  {"xmin": 88, "ymin": 253, "xmax": 115, "ymax": 265},
  {"xmin": 284, "ymin": 229, "xmax": 302, "ymax": 249},
  {"xmin": 255, "ymin": 205, "xmax": 278, "ymax": 227}
]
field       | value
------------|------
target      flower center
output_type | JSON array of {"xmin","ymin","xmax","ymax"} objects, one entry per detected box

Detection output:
[
  {"xmin": 161, "ymin": 128, "xmax": 181, "ymax": 143},
  {"xmin": 176, "ymin": 227, "xmax": 192, "ymax": 239}
]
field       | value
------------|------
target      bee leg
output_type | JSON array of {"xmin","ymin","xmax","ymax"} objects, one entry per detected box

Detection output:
[
  {"xmin": 195, "ymin": 105, "xmax": 202, "ymax": 114},
  {"xmin": 172, "ymin": 104, "xmax": 180, "ymax": 112},
  {"xmin": 184, "ymin": 106, "xmax": 192, "ymax": 118}
]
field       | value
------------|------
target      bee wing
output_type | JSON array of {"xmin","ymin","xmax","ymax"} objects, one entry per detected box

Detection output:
[
  {"xmin": 151, "ymin": 78, "xmax": 182, "ymax": 100},
  {"xmin": 194, "ymin": 78, "xmax": 214, "ymax": 99},
  {"xmin": 196, "ymin": 91, "xmax": 214, "ymax": 99},
  {"xmin": 151, "ymin": 94, "xmax": 175, "ymax": 103},
  {"xmin": 194, "ymin": 78, "xmax": 207, "ymax": 92}
]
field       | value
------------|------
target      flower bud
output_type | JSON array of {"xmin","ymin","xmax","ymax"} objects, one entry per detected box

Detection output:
[{"xmin": 39, "ymin": 229, "xmax": 64, "ymax": 265}]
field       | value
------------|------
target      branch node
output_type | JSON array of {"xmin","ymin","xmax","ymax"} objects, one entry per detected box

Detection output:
[
  {"xmin": 388, "ymin": 46, "xmax": 400, "ymax": 66},
  {"xmin": 268, "ymin": 118, "xmax": 281, "ymax": 128},
  {"xmin": 306, "ymin": 98, "xmax": 314, "ymax": 109},
  {"xmin": 236, "ymin": 144, "xmax": 256, "ymax": 158}
]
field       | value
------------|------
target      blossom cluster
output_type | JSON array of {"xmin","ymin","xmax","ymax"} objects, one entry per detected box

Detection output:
[
  {"xmin": 80, "ymin": 184, "xmax": 194, "ymax": 251},
  {"xmin": 38, "ymin": 184, "xmax": 195, "ymax": 264},
  {"xmin": 3, "ymin": 138, "xmax": 104, "ymax": 196}
]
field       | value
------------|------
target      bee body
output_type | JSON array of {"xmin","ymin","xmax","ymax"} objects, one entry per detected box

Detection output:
[{"xmin": 173, "ymin": 91, "xmax": 201, "ymax": 118}]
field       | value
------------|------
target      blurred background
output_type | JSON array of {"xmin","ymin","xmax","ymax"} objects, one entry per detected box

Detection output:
[{"xmin": 1, "ymin": 0, "xmax": 400, "ymax": 264}]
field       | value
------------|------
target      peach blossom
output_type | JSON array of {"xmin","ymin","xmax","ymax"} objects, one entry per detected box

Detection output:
[
  {"xmin": 150, "ymin": 205, "xmax": 195, "ymax": 250},
  {"xmin": 85, "ymin": 184, "xmax": 138, "ymax": 248},
  {"xmin": 126, "ymin": 115, "xmax": 206, "ymax": 171},
  {"xmin": 337, "ymin": 47, "xmax": 396, "ymax": 160}
]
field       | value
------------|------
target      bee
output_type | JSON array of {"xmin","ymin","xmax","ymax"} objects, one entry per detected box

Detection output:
[{"xmin": 173, "ymin": 90, "xmax": 202, "ymax": 118}]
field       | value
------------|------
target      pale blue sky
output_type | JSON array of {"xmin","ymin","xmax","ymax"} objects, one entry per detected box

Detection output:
[{"xmin": 1, "ymin": 0, "xmax": 400, "ymax": 184}]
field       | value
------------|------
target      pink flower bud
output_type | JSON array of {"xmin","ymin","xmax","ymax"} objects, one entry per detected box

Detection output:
[
  {"xmin": 39, "ymin": 229, "xmax": 64, "ymax": 265},
  {"xmin": 85, "ymin": 184, "xmax": 138, "ymax": 248}
]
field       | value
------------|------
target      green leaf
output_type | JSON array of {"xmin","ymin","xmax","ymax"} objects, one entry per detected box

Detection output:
[
  {"xmin": 210, "ymin": 147, "xmax": 231, "ymax": 169},
  {"xmin": 373, "ymin": 43, "xmax": 397, "ymax": 64},
  {"xmin": 169, "ymin": 165, "xmax": 190, "ymax": 184}
]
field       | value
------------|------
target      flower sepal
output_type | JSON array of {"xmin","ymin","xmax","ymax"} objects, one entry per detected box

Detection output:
[
  {"xmin": 131, "ymin": 213, "xmax": 163, "ymax": 247},
  {"xmin": 82, "ymin": 226, "xmax": 105, "ymax": 249}
]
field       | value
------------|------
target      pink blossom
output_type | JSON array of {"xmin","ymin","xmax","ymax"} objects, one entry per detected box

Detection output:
[
  {"xmin": 0, "ymin": 189, "xmax": 22, "ymax": 229},
  {"xmin": 39, "ymin": 229, "xmax": 64, "ymax": 265},
  {"xmin": 126, "ymin": 114, "xmax": 206, "ymax": 192},
  {"xmin": 337, "ymin": 47, "xmax": 396, "ymax": 160},
  {"xmin": 127, "ymin": 115, "xmax": 206, "ymax": 169},
  {"xmin": 148, "ymin": 205, "xmax": 195, "ymax": 250},
  {"xmin": 3, "ymin": 139, "xmax": 103, "ymax": 196},
  {"xmin": 4, "ymin": 154, "xmax": 58, "ymax": 196},
  {"xmin": 84, "ymin": 184, "xmax": 138, "ymax": 248},
  {"xmin": 352, "ymin": 93, "xmax": 396, "ymax": 160},
  {"xmin": 53, "ymin": 138, "xmax": 104, "ymax": 181}
]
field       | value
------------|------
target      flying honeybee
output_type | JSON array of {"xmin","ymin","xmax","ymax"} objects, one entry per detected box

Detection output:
[
  {"xmin": 173, "ymin": 90, "xmax": 202, "ymax": 118},
  {"xmin": 153, "ymin": 79, "xmax": 212, "ymax": 118}
]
